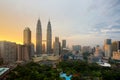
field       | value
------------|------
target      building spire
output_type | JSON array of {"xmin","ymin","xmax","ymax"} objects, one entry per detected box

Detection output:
[
  {"xmin": 47, "ymin": 19, "xmax": 51, "ymax": 29},
  {"xmin": 37, "ymin": 18, "xmax": 41, "ymax": 27}
]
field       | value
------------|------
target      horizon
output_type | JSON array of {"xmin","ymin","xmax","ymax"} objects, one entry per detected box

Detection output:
[{"xmin": 0, "ymin": 0, "xmax": 120, "ymax": 47}]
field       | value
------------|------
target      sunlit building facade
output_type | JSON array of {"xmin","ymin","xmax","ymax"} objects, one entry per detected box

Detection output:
[
  {"xmin": 104, "ymin": 39, "xmax": 112, "ymax": 58},
  {"xmin": 112, "ymin": 51, "xmax": 120, "ymax": 60},
  {"xmin": 23, "ymin": 27, "xmax": 31, "ymax": 45}
]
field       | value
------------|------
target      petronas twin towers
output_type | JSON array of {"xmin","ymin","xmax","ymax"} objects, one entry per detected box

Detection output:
[{"xmin": 36, "ymin": 19, "xmax": 52, "ymax": 55}]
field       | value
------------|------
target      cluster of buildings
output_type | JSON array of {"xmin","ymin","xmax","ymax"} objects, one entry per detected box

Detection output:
[
  {"xmin": 61, "ymin": 39, "xmax": 120, "ymax": 62},
  {"xmin": 0, "ymin": 19, "xmax": 120, "ymax": 65},
  {"xmin": 0, "ymin": 19, "xmax": 67, "ymax": 64},
  {"xmin": 96, "ymin": 39, "xmax": 120, "ymax": 61}
]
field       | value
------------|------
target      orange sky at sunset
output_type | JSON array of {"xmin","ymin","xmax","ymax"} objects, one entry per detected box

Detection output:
[{"xmin": 1, "ymin": 0, "xmax": 120, "ymax": 47}]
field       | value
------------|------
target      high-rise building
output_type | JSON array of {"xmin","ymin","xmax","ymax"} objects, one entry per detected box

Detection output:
[
  {"xmin": 0, "ymin": 41, "xmax": 17, "ymax": 64},
  {"xmin": 36, "ymin": 19, "xmax": 42, "ymax": 55},
  {"xmin": 59, "ymin": 42, "xmax": 61, "ymax": 55},
  {"xmin": 17, "ymin": 44, "xmax": 31, "ymax": 62},
  {"xmin": 23, "ymin": 27, "xmax": 33, "ymax": 60},
  {"xmin": 30, "ymin": 43, "xmax": 35, "ymax": 57},
  {"xmin": 104, "ymin": 39, "xmax": 112, "ymax": 58},
  {"xmin": 112, "ymin": 41, "xmax": 117, "ymax": 52},
  {"xmin": 62, "ymin": 40, "xmax": 66, "ymax": 49},
  {"xmin": 94, "ymin": 45, "xmax": 103, "ymax": 57},
  {"xmin": 53, "ymin": 37, "xmax": 60, "ymax": 55},
  {"xmin": 47, "ymin": 20, "xmax": 52, "ymax": 54},
  {"xmin": 23, "ymin": 45, "xmax": 30, "ymax": 61},
  {"xmin": 112, "ymin": 41, "xmax": 120, "ymax": 52},
  {"xmin": 117, "ymin": 41, "xmax": 120, "ymax": 51},
  {"xmin": 23, "ymin": 27, "xmax": 31, "ymax": 45},
  {"xmin": 17, "ymin": 44, "xmax": 23, "ymax": 62},
  {"xmin": 105, "ymin": 39, "xmax": 111, "ymax": 45},
  {"xmin": 42, "ymin": 44, "xmax": 45, "ymax": 54}
]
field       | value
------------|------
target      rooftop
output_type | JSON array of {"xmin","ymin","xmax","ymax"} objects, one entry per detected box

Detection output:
[{"xmin": 0, "ymin": 68, "xmax": 9, "ymax": 76}]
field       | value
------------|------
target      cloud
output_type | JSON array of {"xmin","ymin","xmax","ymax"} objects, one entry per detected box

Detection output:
[
  {"xmin": 1, "ymin": 0, "xmax": 120, "ymax": 46},
  {"xmin": 101, "ymin": 29, "xmax": 120, "ymax": 33}
]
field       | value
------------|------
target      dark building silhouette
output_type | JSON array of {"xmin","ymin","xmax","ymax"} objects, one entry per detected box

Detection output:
[
  {"xmin": 62, "ymin": 40, "xmax": 66, "ymax": 49},
  {"xmin": 47, "ymin": 20, "xmax": 52, "ymax": 54},
  {"xmin": 36, "ymin": 19, "xmax": 42, "ymax": 56}
]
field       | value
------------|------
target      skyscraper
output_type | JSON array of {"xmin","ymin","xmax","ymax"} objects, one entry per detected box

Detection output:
[
  {"xmin": 104, "ymin": 39, "xmax": 112, "ymax": 58},
  {"xmin": 53, "ymin": 37, "xmax": 60, "ymax": 55},
  {"xmin": 112, "ymin": 41, "xmax": 117, "ymax": 52},
  {"xmin": 62, "ymin": 40, "xmax": 66, "ymax": 49},
  {"xmin": 36, "ymin": 19, "xmax": 42, "ymax": 55},
  {"xmin": 23, "ymin": 27, "xmax": 31, "ymax": 45},
  {"xmin": 47, "ymin": 20, "xmax": 52, "ymax": 54},
  {"xmin": 23, "ymin": 27, "xmax": 32, "ymax": 60}
]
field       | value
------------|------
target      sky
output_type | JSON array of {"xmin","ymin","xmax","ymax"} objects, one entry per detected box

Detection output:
[{"xmin": 0, "ymin": 0, "xmax": 120, "ymax": 47}]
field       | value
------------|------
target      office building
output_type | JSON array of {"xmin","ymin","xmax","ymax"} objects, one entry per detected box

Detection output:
[
  {"xmin": 36, "ymin": 19, "xmax": 42, "ymax": 55},
  {"xmin": 30, "ymin": 43, "xmax": 35, "ymax": 57},
  {"xmin": 23, "ymin": 27, "xmax": 31, "ymax": 45},
  {"xmin": 22, "ymin": 45, "xmax": 30, "ymax": 61},
  {"xmin": 62, "ymin": 40, "xmax": 66, "ymax": 49},
  {"xmin": 0, "ymin": 41, "xmax": 17, "ymax": 64},
  {"xmin": 104, "ymin": 39, "xmax": 112, "ymax": 58},
  {"xmin": 47, "ymin": 20, "xmax": 52, "ymax": 54},
  {"xmin": 117, "ymin": 41, "xmax": 120, "ymax": 51},
  {"xmin": 53, "ymin": 37, "xmax": 60, "ymax": 55},
  {"xmin": 94, "ymin": 45, "xmax": 103, "ymax": 57},
  {"xmin": 17, "ymin": 44, "xmax": 32, "ymax": 62},
  {"xmin": 17, "ymin": 44, "xmax": 23, "ymax": 62},
  {"xmin": 23, "ymin": 27, "xmax": 33, "ymax": 60},
  {"xmin": 112, "ymin": 41, "xmax": 117, "ymax": 52},
  {"xmin": 112, "ymin": 51, "xmax": 120, "ymax": 60}
]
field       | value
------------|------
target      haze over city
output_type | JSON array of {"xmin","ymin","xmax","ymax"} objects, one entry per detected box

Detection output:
[{"xmin": 0, "ymin": 0, "xmax": 120, "ymax": 47}]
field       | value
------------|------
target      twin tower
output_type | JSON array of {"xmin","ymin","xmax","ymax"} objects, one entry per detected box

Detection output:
[{"xmin": 36, "ymin": 19, "xmax": 52, "ymax": 55}]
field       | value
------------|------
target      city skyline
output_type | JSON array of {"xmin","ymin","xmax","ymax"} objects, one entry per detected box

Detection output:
[{"xmin": 0, "ymin": 0, "xmax": 120, "ymax": 47}]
